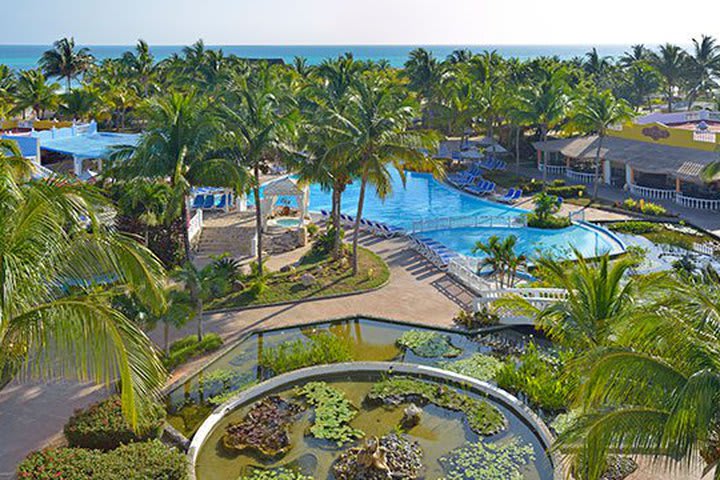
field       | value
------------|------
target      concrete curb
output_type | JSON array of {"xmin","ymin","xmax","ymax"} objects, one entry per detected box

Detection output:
[{"xmin": 186, "ymin": 361, "xmax": 560, "ymax": 480}]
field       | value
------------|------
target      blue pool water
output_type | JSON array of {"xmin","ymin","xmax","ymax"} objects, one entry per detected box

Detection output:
[{"xmin": 260, "ymin": 171, "xmax": 624, "ymax": 260}]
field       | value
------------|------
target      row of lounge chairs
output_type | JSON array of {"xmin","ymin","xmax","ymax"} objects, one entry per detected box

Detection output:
[
  {"xmin": 192, "ymin": 194, "xmax": 229, "ymax": 210},
  {"xmin": 447, "ymin": 166, "xmax": 483, "ymax": 187},
  {"xmin": 478, "ymin": 157, "xmax": 507, "ymax": 170},
  {"xmin": 498, "ymin": 188, "xmax": 523, "ymax": 203},
  {"xmin": 318, "ymin": 210, "xmax": 405, "ymax": 238},
  {"xmin": 464, "ymin": 180, "xmax": 496, "ymax": 196},
  {"xmin": 409, "ymin": 234, "xmax": 459, "ymax": 270}
]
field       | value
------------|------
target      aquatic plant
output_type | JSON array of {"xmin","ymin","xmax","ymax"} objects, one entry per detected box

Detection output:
[
  {"xmin": 495, "ymin": 343, "xmax": 576, "ymax": 414},
  {"xmin": 237, "ymin": 468, "xmax": 312, "ymax": 480},
  {"xmin": 332, "ymin": 433, "xmax": 424, "ymax": 480},
  {"xmin": 260, "ymin": 332, "xmax": 353, "ymax": 374},
  {"xmin": 295, "ymin": 382, "xmax": 364, "ymax": 446},
  {"xmin": 196, "ymin": 369, "xmax": 256, "ymax": 406},
  {"xmin": 396, "ymin": 330, "xmax": 462, "ymax": 358},
  {"xmin": 222, "ymin": 396, "xmax": 304, "ymax": 457},
  {"xmin": 438, "ymin": 437, "xmax": 535, "ymax": 480},
  {"xmin": 367, "ymin": 376, "xmax": 506, "ymax": 436},
  {"xmin": 438, "ymin": 354, "xmax": 503, "ymax": 382}
]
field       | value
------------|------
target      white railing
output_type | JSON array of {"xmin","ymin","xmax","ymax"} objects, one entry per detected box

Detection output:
[
  {"xmin": 447, "ymin": 257, "xmax": 490, "ymax": 295},
  {"xmin": 566, "ymin": 169, "xmax": 596, "ymax": 184},
  {"xmin": 629, "ymin": 183, "xmax": 676, "ymax": 200},
  {"xmin": 675, "ymin": 193, "xmax": 720, "ymax": 211},
  {"xmin": 188, "ymin": 209, "xmax": 203, "ymax": 245},
  {"xmin": 693, "ymin": 242, "xmax": 718, "ymax": 256},
  {"xmin": 539, "ymin": 164, "xmax": 567, "ymax": 176},
  {"xmin": 412, "ymin": 214, "xmax": 527, "ymax": 233},
  {"xmin": 473, "ymin": 288, "xmax": 568, "ymax": 319}
]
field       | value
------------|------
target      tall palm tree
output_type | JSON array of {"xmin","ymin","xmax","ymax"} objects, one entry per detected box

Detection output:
[
  {"xmin": 569, "ymin": 90, "xmax": 633, "ymax": 199},
  {"xmin": 12, "ymin": 69, "xmax": 59, "ymax": 119},
  {"xmin": 650, "ymin": 44, "xmax": 689, "ymax": 112},
  {"xmin": 404, "ymin": 48, "xmax": 444, "ymax": 126},
  {"xmin": 336, "ymin": 74, "xmax": 442, "ymax": 274},
  {"xmin": 471, "ymin": 235, "xmax": 526, "ymax": 288},
  {"xmin": 59, "ymin": 87, "xmax": 101, "ymax": 121},
  {"xmin": 40, "ymin": 37, "xmax": 94, "ymax": 92},
  {"xmin": 514, "ymin": 67, "xmax": 569, "ymax": 186},
  {"xmin": 217, "ymin": 66, "xmax": 293, "ymax": 276},
  {"xmin": 619, "ymin": 44, "xmax": 650, "ymax": 67},
  {"xmin": 557, "ymin": 274, "xmax": 720, "ymax": 480},
  {"xmin": 0, "ymin": 146, "xmax": 167, "ymax": 427},
  {"xmin": 686, "ymin": 35, "xmax": 720, "ymax": 109},
  {"xmin": 624, "ymin": 62, "xmax": 660, "ymax": 111},
  {"xmin": 122, "ymin": 39, "xmax": 157, "ymax": 98}
]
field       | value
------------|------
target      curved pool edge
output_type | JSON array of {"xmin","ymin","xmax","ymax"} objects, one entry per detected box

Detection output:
[{"xmin": 187, "ymin": 361, "xmax": 561, "ymax": 480}]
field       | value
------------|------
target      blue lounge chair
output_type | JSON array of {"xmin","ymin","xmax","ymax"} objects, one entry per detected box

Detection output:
[
  {"xmin": 500, "ymin": 188, "xmax": 516, "ymax": 202},
  {"xmin": 320, "ymin": 209, "xmax": 330, "ymax": 218},
  {"xmin": 512, "ymin": 189, "xmax": 523, "ymax": 201},
  {"xmin": 202, "ymin": 195, "xmax": 215, "ymax": 209},
  {"xmin": 192, "ymin": 195, "xmax": 205, "ymax": 209},
  {"xmin": 215, "ymin": 194, "xmax": 227, "ymax": 209},
  {"xmin": 378, "ymin": 223, "xmax": 404, "ymax": 238}
]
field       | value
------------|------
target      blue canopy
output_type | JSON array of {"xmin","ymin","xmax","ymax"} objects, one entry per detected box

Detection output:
[{"xmin": 40, "ymin": 132, "xmax": 139, "ymax": 159}]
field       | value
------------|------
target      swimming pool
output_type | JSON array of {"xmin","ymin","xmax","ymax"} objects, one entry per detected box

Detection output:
[{"xmin": 258, "ymin": 171, "xmax": 624, "ymax": 260}]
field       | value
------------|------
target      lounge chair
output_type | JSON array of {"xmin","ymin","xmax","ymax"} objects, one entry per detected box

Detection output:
[
  {"xmin": 202, "ymin": 195, "xmax": 215, "ymax": 209},
  {"xmin": 499, "ymin": 188, "xmax": 516, "ymax": 202},
  {"xmin": 378, "ymin": 223, "xmax": 405, "ymax": 238},
  {"xmin": 192, "ymin": 195, "xmax": 205, "ymax": 209},
  {"xmin": 215, "ymin": 194, "xmax": 227, "ymax": 209},
  {"xmin": 320, "ymin": 209, "xmax": 330, "ymax": 218}
]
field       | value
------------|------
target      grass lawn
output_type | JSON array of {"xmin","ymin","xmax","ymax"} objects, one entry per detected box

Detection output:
[
  {"xmin": 607, "ymin": 221, "xmax": 710, "ymax": 250},
  {"xmin": 209, "ymin": 247, "xmax": 390, "ymax": 309}
]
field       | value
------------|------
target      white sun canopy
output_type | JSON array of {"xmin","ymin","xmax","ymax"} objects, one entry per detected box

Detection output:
[{"xmin": 259, "ymin": 177, "xmax": 310, "ymax": 230}]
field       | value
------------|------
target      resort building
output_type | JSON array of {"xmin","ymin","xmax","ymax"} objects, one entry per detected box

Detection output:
[
  {"xmin": 533, "ymin": 111, "xmax": 720, "ymax": 210},
  {"xmin": 1, "ymin": 120, "xmax": 138, "ymax": 180}
]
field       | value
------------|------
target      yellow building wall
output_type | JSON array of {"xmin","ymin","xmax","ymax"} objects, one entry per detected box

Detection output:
[
  {"xmin": 608, "ymin": 122, "xmax": 719, "ymax": 152},
  {"xmin": 1, "ymin": 120, "xmax": 18, "ymax": 130},
  {"xmin": 33, "ymin": 120, "xmax": 74, "ymax": 130}
]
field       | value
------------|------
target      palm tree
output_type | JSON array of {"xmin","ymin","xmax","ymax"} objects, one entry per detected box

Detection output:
[
  {"xmin": 624, "ymin": 62, "xmax": 660, "ymax": 111},
  {"xmin": 686, "ymin": 35, "xmax": 720, "ymax": 109},
  {"xmin": 0, "ymin": 146, "xmax": 167, "ymax": 427},
  {"xmin": 122, "ymin": 39, "xmax": 157, "ymax": 98},
  {"xmin": 40, "ymin": 37, "xmax": 94, "ymax": 92},
  {"xmin": 59, "ymin": 87, "xmax": 101, "ymax": 121},
  {"xmin": 650, "ymin": 44, "xmax": 689, "ymax": 112},
  {"xmin": 217, "ymin": 66, "xmax": 293, "ymax": 276},
  {"xmin": 557, "ymin": 275, "xmax": 720, "ymax": 479},
  {"xmin": 619, "ymin": 44, "xmax": 650, "ymax": 67},
  {"xmin": 404, "ymin": 48, "xmax": 444, "ymax": 126},
  {"xmin": 514, "ymin": 67, "xmax": 568, "ymax": 186},
  {"xmin": 13, "ymin": 69, "xmax": 59, "ymax": 119},
  {"xmin": 336, "ymin": 74, "xmax": 442, "ymax": 274},
  {"xmin": 498, "ymin": 251, "xmax": 656, "ymax": 350},
  {"xmin": 569, "ymin": 90, "xmax": 633, "ymax": 199},
  {"xmin": 471, "ymin": 235, "xmax": 526, "ymax": 288},
  {"xmin": 583, "ymin": 48, "xmax": 612, "ymax": 81}
]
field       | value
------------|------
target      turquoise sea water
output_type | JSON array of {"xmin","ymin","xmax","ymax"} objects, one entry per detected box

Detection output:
[
  {"xmin": 260, "ymin": 171, "xmax": 624, "ymax": 260},
  {"xmin": 0, "ymin": 44, "xmax": 633, "ymax": 70}
]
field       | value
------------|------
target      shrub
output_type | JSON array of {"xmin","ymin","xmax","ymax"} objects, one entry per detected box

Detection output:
[
  {"xmin": 164, "ymin": 333, "xmax": 223, "ymax": 370},
  {"xmin": 306, "ymin": 223, "xmax": 319, "ymax": 237},
  {"xmin": 17, "ymin": 440, "xmax": 188, "ymax": 480},
  {"xmin": 546, "ymin": 184, "xmax": 586, "ymax": 198},
  {"xmin": 608, "ymin": 221, "xmax": 661, "ymax": 235},
  {"xmin": 453, "ymin": 307, "xmax": 500, "ymax": 329},
  {"xmin": 260, "ymin": 331, "xmax": 352, "ymax": 374},
  {"xmin": 63, "ymin": 397, "xmax": 165, "ymax": 450},
  {"xmin": 526, "ymin": 213, "xmax": 571, "ymax": 229},
  {"xmin": 621, "ymin": 198, "xmax": 667, "ymax": 216}
]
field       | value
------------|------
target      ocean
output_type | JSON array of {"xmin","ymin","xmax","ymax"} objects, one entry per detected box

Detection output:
[{"xmin": 0, "ymin": 44, "xmax": 633, "ymax": 70}]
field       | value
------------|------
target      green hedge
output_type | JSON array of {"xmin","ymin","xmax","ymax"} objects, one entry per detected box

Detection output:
[
  {"xmin": 64, "ymin": 397, "xmax": 166, "ymax": 451},
  {"xmin": 17, "ymin": 440, "xmax": 188, "ymax": 480},
  {"xmin": 607, "ymin": 221, "xmax": 661, "ymax": 235},
  {"xmin": 546, "ymin": 185, "xmax": 586, "ymax": 198},
  {"xmin": 164, "ymin": 333, "xmax": 223, "ymax": 370},
  {"xmin": 526, "ymin": 213, "xmax": 571, "ymax": 229}
]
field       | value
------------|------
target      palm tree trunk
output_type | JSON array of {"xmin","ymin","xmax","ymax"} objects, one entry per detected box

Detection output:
[
  {"xmin": 181, "ymin": 200, "xmax": 193, "ymax": 262},
  {"xmin": 332, "ymin": 185, "xmax": 342, "ymax": 259},
  {"xmin": 592, "ymin": 135, "xmax": 605, "ymax": 200},
  {"xmin": 541, "ymin": 126, "xmax": 548, "ymax": 189},
  {"xmin": 351, "ymin": 172, "xmax": 369, "ymax": 275},
  {"xmin": 196, "ymin": 299, "xmax": 204, "ymax": 342},
  {"xmin": 66, "ymin": 76, "xmax": 72, "ymax": 93},
  {"xmin": 515, "ymin": 126, "xmax": 520, "ymax": 172},
  {"xmin": 253, "ymin": 165, "xmax": 264, "ymax": 276}
]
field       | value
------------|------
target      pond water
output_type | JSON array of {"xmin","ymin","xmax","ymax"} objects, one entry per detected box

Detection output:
[
  {"xmin": 166, "ymin": 317, "xmax": 543, "ymax": 438},
  {"xmin": 193, "ymin": 371, "xmax": 555, "ymax": 480}
]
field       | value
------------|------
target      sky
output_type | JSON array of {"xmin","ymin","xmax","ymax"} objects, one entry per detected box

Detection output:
[{"xmin": 2, "ymin": 0, "xmax": 719, "ymax": 45}]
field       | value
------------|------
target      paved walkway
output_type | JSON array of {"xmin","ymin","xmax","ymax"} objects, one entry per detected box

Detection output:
[{"xmin": 0, "ymin": 234, "xmax": 471, "ymax": 477}]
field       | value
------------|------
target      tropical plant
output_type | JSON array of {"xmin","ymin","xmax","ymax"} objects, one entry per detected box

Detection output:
[
  {"xmin": 335, "ymin": 73, "xmax": 441, "ymax": 274},
  {"xmin": 0, "ymin": 149, "xmax": 167, "ymax": 427},
  {"xmin": 686, "ymin": 35, "xmax": 720, "ymax": 109},
  {"xmin": 649, "ymin": 43, "xmax": 689, "ymax": 112},
  {"xmin": 403, "ymin": 48, "xmax": 445, "ymax": 125},
  {"xmin": 569, "ymin": 89, "xmax": 633, "ymax": 199},
  {"xmin": 40, "ymin": 37, "xmax": 94, "ymax": 92},
  {"xmin": 13, "ymin": 69, "xmax": 59, "ymax": 119},
  {"xmin": 121, "ymin": 39, "xmax": 157, "ymax": 98},
  {"xmin": 557, "ymin": 274, "xmax": 720, "ymax": 479},
  {"xmin": 471, "ymin": 234, "xmax": 527, "ymax": 288}
]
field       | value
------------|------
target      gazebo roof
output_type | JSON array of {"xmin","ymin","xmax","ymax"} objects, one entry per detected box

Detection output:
[{"xmin": 262, "ymin": 177, "xmax": 306, "ymax": 196}]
